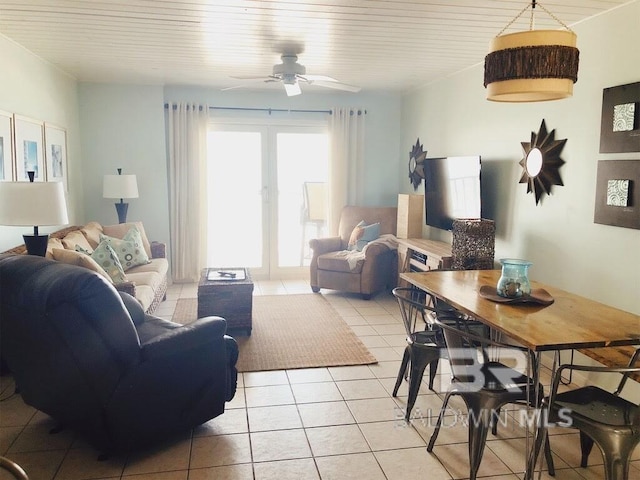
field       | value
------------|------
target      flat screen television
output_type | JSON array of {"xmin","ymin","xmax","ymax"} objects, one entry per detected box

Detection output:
[{"xmin": 423, "ymin": 155, "xmax": 482, "ymax": 231}]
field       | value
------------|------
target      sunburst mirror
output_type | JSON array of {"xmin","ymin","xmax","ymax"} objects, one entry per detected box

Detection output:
[
  {"xmin": 409, "ymin": 138, "xmax": 427, "ymax": 190},
  {"xmin": 519, "ymin": 120, "xmax": 567, "ymax": 205}
]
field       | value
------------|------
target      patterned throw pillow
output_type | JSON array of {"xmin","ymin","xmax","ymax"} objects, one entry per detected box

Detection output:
[
  {"xmin": 347, "ymin": 221, "xmax": 380, "ymax": 251},
  {"xmin": 51, "ymin": 248, "xmax": 112, "ymax": 282},
  {"xmin": 90, "ymin": 241, "xmax": 127, "ymax": 283},
  {"xmin": 103, "ymin": 222, "xmax": 152, "ymax": 258},
  {"xmin": 99, "ymin": 225, "xmax": 150, "ymax": 271}
]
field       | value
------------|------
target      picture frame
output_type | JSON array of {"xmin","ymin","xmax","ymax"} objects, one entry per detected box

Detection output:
[
  {"xmin": 44, "ymin": 122, "xmax": 68, "ymax": 190},
  {"xmin": 593, "ymin": 159, "xmax": 640, "ymax": 230},
  {"xmin": 13, "ymin": 114, "xmax": 45, "ymax": 182},
  {"xmin": 0, "ymin": 110, "xmax": 14, "ymax": 182},
  {"xmin": 599, "ymin": 82, "xmax": 640, "ymax": 153}
]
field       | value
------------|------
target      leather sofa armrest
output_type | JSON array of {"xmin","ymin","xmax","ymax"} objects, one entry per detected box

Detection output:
[
  {"xmin": 309, "ymin": 236, "xmax": 343, "ymax": 255},
  {"xmin": 115, "ymin": 281, "xmax": 136, "ymax": 298},
  {"xmin": 141, "ymin": 316, "xmax": 228, "ymax": 360},
  {"xmin": 150, "ymin": 241, "xmax": 166, "ymax": 259}
]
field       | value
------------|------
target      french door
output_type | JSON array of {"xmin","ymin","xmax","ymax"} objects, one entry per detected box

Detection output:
[{"xmin": 206, "ymin": 122, "xmax": 328, "ymax": 280}]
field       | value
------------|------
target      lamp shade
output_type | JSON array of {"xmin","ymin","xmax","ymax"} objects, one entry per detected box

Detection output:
[
  {"xmin": 103, "ymin": 174, "xmax": 139, "ymax": 199},
  {"xmin": 0, "ymin": 181, "xmax": 69, "ymax": 226},
  {"xmin": 484, "ymin": 29, "xmax": 579, "ymax": 102}
]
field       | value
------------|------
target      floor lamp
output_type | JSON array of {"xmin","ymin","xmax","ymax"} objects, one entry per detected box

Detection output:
[
  {"xmin": 0, "ymin": 174, "xmax": 69, "ymax": 256},
  {"xmin": 103, "ymin": 168, "xmax": 139, "ymax": 224}
]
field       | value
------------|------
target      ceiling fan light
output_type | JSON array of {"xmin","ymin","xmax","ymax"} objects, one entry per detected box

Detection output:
[
  {"xmin": 284, "ymin": 81, "xmax": 301, "ymax": 96},
  {"xmin": 484, "ymin": 29, "xmax": 579, "ymax": 102}
]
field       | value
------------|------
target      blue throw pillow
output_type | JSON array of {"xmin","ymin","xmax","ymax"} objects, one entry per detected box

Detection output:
[{"xmin": 348, "ymin": 221, "xmax": 380, "ymax": 251}]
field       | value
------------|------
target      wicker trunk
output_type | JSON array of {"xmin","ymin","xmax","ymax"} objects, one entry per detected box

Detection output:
[{"xmin": 197, "ymin": 268, "xmax": 254, "ymax": 335}]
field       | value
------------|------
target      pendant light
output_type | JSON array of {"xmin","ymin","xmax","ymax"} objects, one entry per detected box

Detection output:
[{"xmin": 484, "ymin": 1, "xmax": 579, "ymax": 102}]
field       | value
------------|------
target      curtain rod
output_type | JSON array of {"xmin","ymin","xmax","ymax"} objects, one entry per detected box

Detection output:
[
  {"xmin": 163, "ymin": 104, "xmax": 330, "ymax": 115},
  {"xmin": 163, "ymin": 104, "xmax": 367, "ymax": 115}
]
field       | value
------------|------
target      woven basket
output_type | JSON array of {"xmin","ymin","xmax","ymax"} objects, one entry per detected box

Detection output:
[{"xmin": 452, "ymin": 219, "xmax": 495, "ymax": 270}]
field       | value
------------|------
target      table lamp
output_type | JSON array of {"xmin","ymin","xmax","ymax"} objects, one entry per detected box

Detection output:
[
  {"xmin": 0, "ymin": 172, "xmax": 69, "ymax": 256},
  {"xmin": 103, "ymin": 168, "xmax": 138, "ymax": 224}
]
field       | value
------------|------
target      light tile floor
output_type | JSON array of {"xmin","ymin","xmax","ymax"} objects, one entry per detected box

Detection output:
[{"xmin": 1, "ymin": 279, "xmax": 639, "ymax": 479}]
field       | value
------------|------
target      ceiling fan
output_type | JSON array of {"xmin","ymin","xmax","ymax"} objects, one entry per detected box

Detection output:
[{"xmin": 223, "ymin": 54, "xmax": 361, "ymax": 96}]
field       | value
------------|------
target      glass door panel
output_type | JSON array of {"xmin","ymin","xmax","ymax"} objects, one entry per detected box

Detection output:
[
  {"xmin": 274, "ymin": 132, "xmax": 328, "ymax": 271},
  {"xmin": 206, "ymin": 129, "xmax": 266, "ymax": 276},
  {"xmin": 206, "ymin": 124, "xmax": 328, "ymax": 280}
]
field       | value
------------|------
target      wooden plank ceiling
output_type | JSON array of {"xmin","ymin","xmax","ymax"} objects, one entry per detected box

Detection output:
[{"xmin": 0, "ymin": 0, "xmax": 631, "ymax": 94}]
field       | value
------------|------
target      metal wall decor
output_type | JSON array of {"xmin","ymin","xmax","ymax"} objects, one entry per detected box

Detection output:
[
  {"xmin": 518, "ymin": 119, "xmax": 566, "ymax": 205},
  {"xmin": 593, "ymin": 159, "xmax": 640, "ymax": 230},
  {"xmin": 408, "ymin": 138, "xmax": 427, "ymax": 190},
  {"xmin": 599, "ymin": 81, "xmax": 640, "ymax": 153}
]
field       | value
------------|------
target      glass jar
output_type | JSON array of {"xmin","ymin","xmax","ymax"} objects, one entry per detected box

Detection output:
[{"xmin": 496, "ymin": 259, "xmax": 532, "ymax": 298}]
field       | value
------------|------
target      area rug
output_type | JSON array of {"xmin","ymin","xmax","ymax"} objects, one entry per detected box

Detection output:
[{"xmin": 172, "ymin": 294, "xmax": 377, "ymax": 372}]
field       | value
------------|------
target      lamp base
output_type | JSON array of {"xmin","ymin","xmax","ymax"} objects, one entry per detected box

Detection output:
[
  {"xmin": 114, "ymin": 202, "xmax": 129, "ymax": 224},
  {"xmin": 23, "ymin": 234, "xmax": 49, "ymax": 257}
]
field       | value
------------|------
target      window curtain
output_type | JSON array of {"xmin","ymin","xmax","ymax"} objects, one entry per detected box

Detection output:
[
  {"xmin": 327, "ymin": 107, "xmax": 366, "ymax": 235},
  {"xmin": 166, "ymin": 102, "xmax": 209, "ymax": 282}
]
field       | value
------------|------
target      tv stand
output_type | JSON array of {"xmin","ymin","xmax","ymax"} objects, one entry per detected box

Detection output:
[{"xmin": 397, "ymin": 238, "xmax": 452, "ymax": 283}]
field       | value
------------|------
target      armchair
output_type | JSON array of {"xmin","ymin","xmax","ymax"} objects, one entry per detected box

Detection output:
[
  {"xmin": 0, "ymin": 254, "xmax": 238, "ymax": 452},
  {"xmin": 309, "ymin": 205, "xmax": 398, "ymax": 299}
]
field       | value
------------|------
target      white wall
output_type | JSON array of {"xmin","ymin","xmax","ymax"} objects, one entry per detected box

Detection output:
[
  {"xmin": 400, "ymin": 1, "xmax": 640, "ymax": 315},
  {"xmin": 77, "ymin": 83, "xmax": 169, "ymax": 246},
  {"xmin": 0, "ymin": 35, "xmax": 81, "ymax": 252}
]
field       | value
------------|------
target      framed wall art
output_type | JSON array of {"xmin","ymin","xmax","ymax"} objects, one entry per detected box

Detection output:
[
  {"xmin": 593, "ymin": 159, "xmax": 639, "ymax": 230},
  {"xmin": 0, "ymin": 110, "xmax": 14, "ymax": 182},
  {"xmin": 44, "ymin": 123, "xmax": 68, "ymax": 191},
  {"xmin": 14, "ymin": 114, "xmax": 45, "ymax": 182},
  {"xmin": 599, "ymin": 81, "xmax": 640, "ymax": 153}
]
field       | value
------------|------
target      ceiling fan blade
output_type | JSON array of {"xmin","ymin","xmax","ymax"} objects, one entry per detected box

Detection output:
[
  {"xmin": 308, "ymin": 80, "xmax": 361, "ymax": 93},
  {"xmin": 301, "ymin": 74, "xmax": 340, "ymax": 82},
  {"xmin": 222, "ymin": 74, "xmax": 284, "ymax": 92},
  {"xmin": 229, "ymin": 75, "xmax": 272, "ymax": 80},
  {"xmin": 229, "ymin": 75, "xmax": 283, "ymax": 84},
  {"xmin": 221, "ymin": 85, "xmax": 247, "ymax": 92}
]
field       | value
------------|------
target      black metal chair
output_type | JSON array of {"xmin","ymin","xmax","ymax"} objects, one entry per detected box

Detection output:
[
  {"xmin": 392, "ymin": 286, "xmax": 491, "ymax": 422},
  {"xmin": 427, "ymin": 315, "xmax": 555, "ymax": 480},
  {"xmin": 530, "ymin": 349, "xmax": 640, "ymax": 480},
  {"xmin": 391, "ymin": 287, "xmax": 442, "ymax": 421},
  {"xmin": 0, "ymin": 457, "xmax": 29, "ymax": 480}
]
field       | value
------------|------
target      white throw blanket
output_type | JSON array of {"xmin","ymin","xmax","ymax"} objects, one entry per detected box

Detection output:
[{"xmin": 336, "ymin": 234, "xmax": 399, "ymax": 270}]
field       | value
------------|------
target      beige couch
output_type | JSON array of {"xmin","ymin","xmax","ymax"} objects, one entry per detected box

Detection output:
[
  {"xmin": 4, "ymin": 221, "xmax": 169, "ymax": 314},
  {"xmin": 309, "ymin": 206, "xmax": 398, "ymax": 299}
]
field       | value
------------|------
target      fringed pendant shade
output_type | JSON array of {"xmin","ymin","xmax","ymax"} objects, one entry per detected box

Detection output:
[{"xmin": 484, "ymin": 2, "xmax": 579, "ymax": 102}]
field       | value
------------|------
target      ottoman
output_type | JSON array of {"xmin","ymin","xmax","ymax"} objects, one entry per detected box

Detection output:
[{"xmin": 197, "ymin": 268, "xmax": 254, "ymax": 335}]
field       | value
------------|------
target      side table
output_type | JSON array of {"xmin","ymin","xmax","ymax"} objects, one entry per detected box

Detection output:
[{"xmin": 197, "ymin": 268, "xmax": 254, "ymax": 335}]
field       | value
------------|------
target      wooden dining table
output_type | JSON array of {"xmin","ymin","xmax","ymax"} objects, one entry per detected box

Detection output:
[
  {"xmin": 400, "ymin": 269, "xmax": 640, "ymax": 353},
  {"xmin": 400, "ymin": 269, "xmax": 640, "ymax": 479}
]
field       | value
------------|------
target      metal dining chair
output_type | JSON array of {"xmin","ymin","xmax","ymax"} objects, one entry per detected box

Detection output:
[
  {"xmin": 0, "ymin": 457, "xmax": 29, "ymax": 480},
  {"xmin": 530, "ymin": 349, "xmax": 640, "ymax": 480},
  {"xmin": 427, "ymin": 315, "xmax": 555, "ymax": 480},
  {"xmin": 392, "ymin": 286, "xmax": 491, "ymax": 422},
  {"xmin": 391, "ymin": 287, "xmax": 442, "ymax": 421}
]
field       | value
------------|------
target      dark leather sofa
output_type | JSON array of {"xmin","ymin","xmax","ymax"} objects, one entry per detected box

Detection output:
[{"xmin": 0, "ymin": 254, "xmax": 238, "ymax": 451}]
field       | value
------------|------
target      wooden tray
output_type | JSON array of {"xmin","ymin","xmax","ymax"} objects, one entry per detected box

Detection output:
[{"xmin": 479, "ymin": 285, "xmax": 554, "ymax": 306}]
